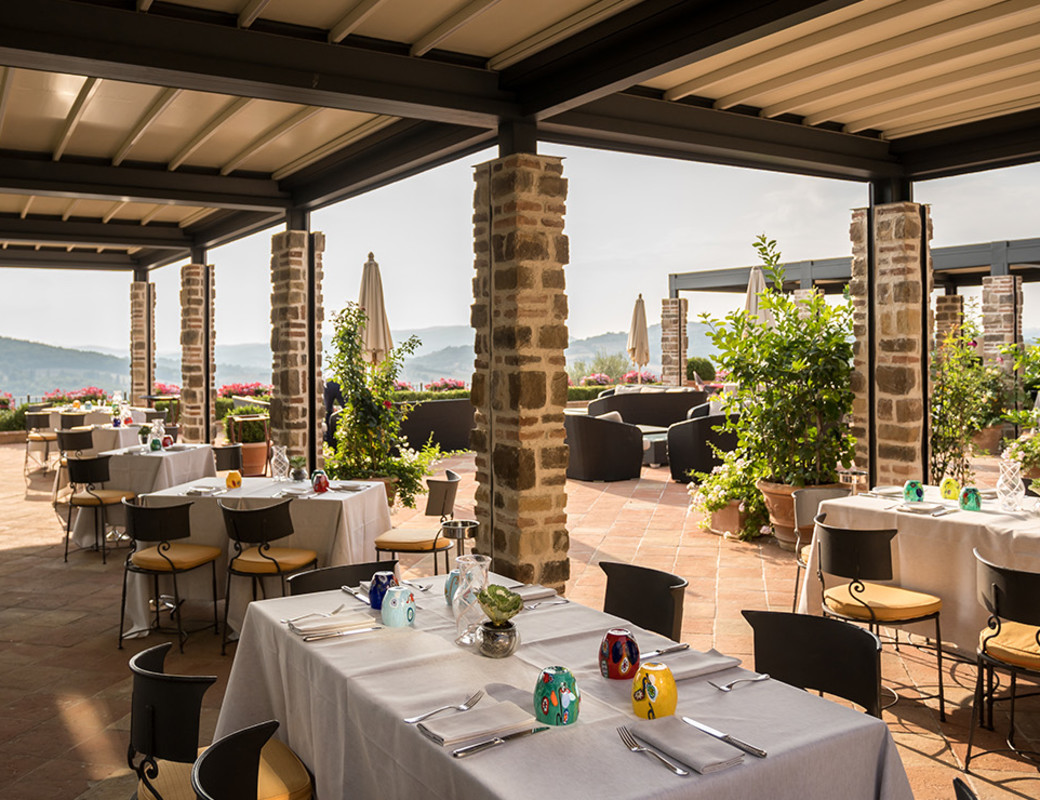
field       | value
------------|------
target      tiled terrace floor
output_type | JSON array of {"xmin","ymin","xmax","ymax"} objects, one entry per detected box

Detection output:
[{"xmin": 1, "ymin": 443, "xmax": 1038, "ymax": 799}]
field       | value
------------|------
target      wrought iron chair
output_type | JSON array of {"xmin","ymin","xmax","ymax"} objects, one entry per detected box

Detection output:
[
  {"xmin": 965, "ymin": 549, "xmax": 1040, "ymax": 771},
  {"xmin": 119, "ymin": 498, "xmax": 221, "ymax": 651},
  {"xmin": 191, "ymin": 720, "xmax": 280, "ymax": 800},
  {"xmin": 218, "ymin": 499, "xmax": 318, "ymax": 654},
  {"xmin": 791, "ymin": 487, "xmax": 850, "ymax": 611},
  {"xmin": 24, "ymin": 410, "xmax": 57, "ymax": 481},
  {"xmin": 373, "ymin": 470, "xmax": 460, "ymax": 574},
  {"xmin": 54, "ymin": 427, "xmax": 95, "ymax": 508},
  {"xmin": 287, "ymin": 560, "xmax": 398, "ymax": 595},
  {"xmin": 64, "ymin": 455, "xmax": 135, "ymax": 564},
  {"xmin": 600, "ymin": 561, "xmax": 688, "ymax": 641},
  {"xmin": 59, "ymin": 411, "xmax": 87, "ymax": 429},
  {"xmin": 742, "ymin": 609, "xmax": 882, "ymax": 717},
  {"xmin": 815, "ymin": 514, "xmax": 946, "ymax": 721}
]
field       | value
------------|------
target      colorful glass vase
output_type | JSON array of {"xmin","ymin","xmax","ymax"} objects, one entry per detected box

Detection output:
[
  {"xmin": 903, "ymin": 480, "xmax": 925, "ymax": 503},
  {"xmin": 534, "ymin": 666, "xmax": 580, "ymax": 726},
  {"xmin": 631, "ymin": 662, "xmax": 677, "ymax": 719},
  {"xmin": 380, "ymin": 586, "xmax": 416, "ymax": 627},
  {"xmin": 452, "ymin": 554, "xmax": 490, "ymax": 645},
  {"xmin": 939, "ymin": 476, "xmax": 960, "ymax": 501},
  {"xmin": 311, "ymin": 469, "xmax": 330, "ymax": 493},
  {"xmin": 959, "ymin": 485, "xmax": 982, "ymax": 511},
  {"xmin": 599, "ymin": 628, "xmax": 640, "ymax": 680},
  {"xmin": 368, "ymin": 571, "xmax": 397, "ymax": 610},
  {"xmin": 444, "ymin": 568, "xmax": 460, "ymax": 606},
  {"xmin": 149, "ymin": 436, "xmax": 162, "ymax": 452},
  {"xmin": 225, "ymin": 470, "xmax": 242, "ymax": 489},
  {"xmin": 161, "ymin": 435, "xmax": 173, "ymax": 449}
]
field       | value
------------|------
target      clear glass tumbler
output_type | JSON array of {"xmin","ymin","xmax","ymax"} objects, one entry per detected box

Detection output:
[{"xmin": 452, "ymin": 553, "xmax": 491, "ymax": 646}]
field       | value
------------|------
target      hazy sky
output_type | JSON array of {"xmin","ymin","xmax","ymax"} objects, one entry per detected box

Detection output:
[{"xmin": 2, "ymin": 144, "xmax": 1039, "ymax": 355}]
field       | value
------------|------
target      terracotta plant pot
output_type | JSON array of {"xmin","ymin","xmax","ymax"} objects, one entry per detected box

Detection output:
[
  {"xmin": 707, "ymin": 500, "xmax": 746, "ymax": 537},
  {"xmin": 971, "ymin": 425, "xmax": 1003, "ymax": 456},
  {"xmin": 239, "ymin": 441, "xmax": 269, "ymax": 477},
  {"xmin": 757, "ymin": 479, "xmax": 842, "ymax": 551}
]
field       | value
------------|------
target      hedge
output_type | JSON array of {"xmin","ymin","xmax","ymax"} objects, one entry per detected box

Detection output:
[
  {"xmin": 387, "ymin": 386, "xmax": 615, "ymax": 403},
  {"xmin": 0, "ymin": 403, "xmax": 28, "ymax": 432}
]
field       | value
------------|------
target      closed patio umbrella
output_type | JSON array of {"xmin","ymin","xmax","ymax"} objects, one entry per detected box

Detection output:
[
  {"xmin": 627, "ymin": 294, "xmax": 650, "ymax": 383},
  {"xmin": 744, "ymin": 264, "xmax": 775, "ymax": 328},
  {"xmin": 358, "ymin": 252, "xmax": 393, "ymax": 365}
]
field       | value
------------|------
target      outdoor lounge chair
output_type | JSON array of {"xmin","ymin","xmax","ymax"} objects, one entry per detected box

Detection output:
[
  {"xmin": 666, "ymin": 412, "xmax": 738, "ymax": 482},
  {"xmin": 564, "ymin": 413, "xmax": 642, "ymax": 482}
]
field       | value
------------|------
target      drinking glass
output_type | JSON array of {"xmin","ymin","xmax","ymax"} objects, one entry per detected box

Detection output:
[{"xmin": 452, "ymin": 554, "xmax": 491, "ymax": 646}]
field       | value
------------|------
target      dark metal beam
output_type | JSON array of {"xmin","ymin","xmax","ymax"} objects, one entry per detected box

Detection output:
[
  {"xmin": 541, "ymin": 92, "xmax": 902, "ymax": 181},
  {"xmin": 505, "ymin": 0, "xmax": 862, "ymax": 119},
  {"xmin": 0, "ymin": 214, "xmax": 191, "ymax": 249},
  {"xmin": 187, "ymin": 209, "xmax": 285, "ymax": 252},
  {"xmin": 498, "ymin": 119, "xmax": 538, "ymax": 156},
  {"xmin": 870, "ymin": 177, "xmax": 912, "ymax": 205},
  {"xmin": 0, "ymin": 152, "xmax": 291, "ymax": 210},
  {"xmin": 0, "ymin": 0, "xmax": 514, "ymax": 128},
  {"xmin": 0, "ymin": 247, "xmax": 136, "ymax": 270}
]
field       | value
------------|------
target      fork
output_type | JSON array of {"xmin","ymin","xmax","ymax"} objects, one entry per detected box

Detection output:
[
  {"xmin": 402, "ymin": 580, "xmax": 431, "ymax": 592},
  {"xmin": 280, "ymin": 603, "xmax": 346, "ymax": 624},
  {"xmin": 617, "ymin": 726, "xmax": 689, "ymax": 776},
  {"xmin": 403, "ymin": 689, "xmax": 485, "ymax": 724},
  {"xmin": 708, "ymin": 673, "xmax": 770, "ymax": 692},
  {"xmin": 524, "ymin": 599, "xmax": 569, "ymax": 610}
]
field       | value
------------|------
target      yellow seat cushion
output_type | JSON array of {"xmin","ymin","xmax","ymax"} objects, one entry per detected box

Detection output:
[
  {"xmin": 375, "ymin": 528, "xmax": 455, "ymax": 553},
  {"xmin": 798, "ymin": 544, "xmax": 812, "ymax": 566},
  {"xmin": 139, "ymin": 739, "xmax": 311, "ymax": 800},
  {"xmin": 132, "ymin": 543, "xmax": 222, "ymax": 572},
  {"xmin": 231, "ymin": 546, "xmax": 317, "ymax": 575},
  {"xmin": 824, "ymin": 581, "xmax": 942, "ymax": 622},
  {"xmin": 980, "ymin": 621, "xmax": 1040, "ymax": 671},
  {"xmin": 70, "ymin": 489, "xmax": 136, "ymax": 506},
  {"xmin": 28, "ymin": 431, "xmax": 57, "ymax": 442}
]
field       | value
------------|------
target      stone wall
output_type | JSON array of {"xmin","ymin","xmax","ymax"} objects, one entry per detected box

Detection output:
[
  {"xmin": 470, "ymin": 153, "xmax": 570, "ymax": 591},
  {"xmin": 270, "ymin": 230, "xmax": 325, "ymax": 464},
  {"xmin": 129, "ymin": 281, "xmax": 155, "ymax": 406},
  {"xmin": 981, "ymin": 275, "xmax": 1022, "ymax": 367},
  {"xmin": 933, "ymin": 294, "xmax": 964, "ymax": 349},
  {"xmin": 660, "ymin": 297, "xmax": 688, "ymax": 386},
  {"xmin": 179, "ymin": 264, "xmax": 215, "ymax": 443}
]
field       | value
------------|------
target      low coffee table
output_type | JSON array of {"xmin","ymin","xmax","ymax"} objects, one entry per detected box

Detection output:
[{"xmin": 642, "ymin": 433, "xmax": 668, "ymax": 466}]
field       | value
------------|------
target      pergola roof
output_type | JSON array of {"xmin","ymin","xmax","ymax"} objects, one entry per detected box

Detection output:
[{"xmin": 1, "ymin": 0, "xmax": 1038, "ymax": 273}]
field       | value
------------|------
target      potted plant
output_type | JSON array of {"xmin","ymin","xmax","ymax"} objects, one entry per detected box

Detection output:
[
  {"xmin": 225, "ymin": 404, "xmax": 270, "ymax": 477},
  {"xmin": 324, "ymin": 303, "xmax": 443, "ymax": 507},
  {"xmin": 1005, "ymin": 407, "xmax": 1040, "ymax": 493},
  {"xmin": 289, "ymin": 456, "xmax": 308, "ymax": 482},
  {"xmin": 688, "ymin": 450, "xmax": 769, "ymax": 540},
  {"xmin": 476, "ymin": 584, "xmax": 523, "ymax": 658},
  {"xmin": 705, "ymin": 236, "xmax": 856, "ymax": 550}
]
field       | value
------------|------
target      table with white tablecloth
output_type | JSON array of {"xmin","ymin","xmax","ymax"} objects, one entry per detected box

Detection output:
[
  {"xmin": 126, "ymin": 477, "xmax": 392, "ymax": 636},
  {"xmin": 797, "ymin": 490, "xmax": 1040, "ymax": 654},
  {"xmin": 215, "ymin": 576, "xmax": 912, "ymax": 800},
  {"xmin": 44, "ymin": 406, "xmax": 147, "ymax": 428}
]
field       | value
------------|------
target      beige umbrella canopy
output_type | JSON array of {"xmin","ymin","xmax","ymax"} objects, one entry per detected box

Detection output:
[
  {"xmin": 744, "ymin": 264, "xmax": 775, "ymax": 328},
  {"xmin": 627, "ymin": 293, "xmax": 650, "ymax": 382},
  {"xmin": 358, "ymin": 252, "xmax": 393, "ymax": 365}
]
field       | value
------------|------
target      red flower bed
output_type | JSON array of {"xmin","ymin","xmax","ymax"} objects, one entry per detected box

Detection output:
[{"xmin": 217, "ymin": 381, "xmax": 273, "ymax": 398}]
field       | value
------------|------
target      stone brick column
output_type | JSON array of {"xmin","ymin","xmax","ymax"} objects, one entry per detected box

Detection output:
[
  {"xmin": 180, "ymin": 264, "xmax": 215, "ymax": 443},
  {"xmin": 981, "ymin": 275, "xmax": 1022, "ymax": 366},
  {"xmin": 849, "ymin": 203, "xmax": 933, "ymax": 486},
  {"xmin": 130, "ymin": 280, "xmax": 155, "ymax": 406},
  {"xmin": 470, "ymin": 154, "xmax": 570, "ymax": 590},
  {"xmin": 270, "ymin": 230, "xmax": 325, "ymax": 465},
  {"xmin": 660, "ymin": 298, "xmax": 688, "ymax": 386},
  {"xmin": 933, "ymin": 294, "xmax": 963, "ymax": 350}
]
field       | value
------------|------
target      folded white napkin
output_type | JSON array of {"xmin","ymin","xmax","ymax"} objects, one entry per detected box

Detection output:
[
  {"xmin": 630, "ymin": 717, "xmax": 744, "ymax": 774},
  {"xmin": 287, "ymin": 613, "xmax": 374, "ymax": 635},
  {"xmin": 418, "ymin": 701, "xmax": 535, "ymax": 747},
  {"xmin": 652, "ymin": 648, "xmax": 741, "ymax": 681},
  {"xmin": 512, "ymin": 584, "xmax": 557, "ymax": 602}
]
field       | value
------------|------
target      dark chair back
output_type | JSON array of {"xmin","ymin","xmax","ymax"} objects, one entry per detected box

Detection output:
[
  {"xmin": 219, "ymin": 499, "xmax": 294, "ymax": 546},
  {"xmin": 56, "ymin": 428, "xmax": 95, "ymax": 456},
  {"xmin": 129, "ymin": 642, "xmax": 216, "ymax": 765},
  {"xmin": 975, "ymin": 549, "xmax": 1040, "ymax": 629},
  {"xmin": 66, "ymin": 455, "xmax": 111, "ymax": 487},
  {"xmin": 191, "ymin": 720, "xmax": 278, "ymax": 800},
  {"xmin": 742, "ymin": 609, "xmax": 882, "ymax": 717},
  {"xmin": 666, "ymin": 413, "xmax": 738, "ymax": 482},
  {"xmin": 425, "ymin": 470, "xmax": 460, "ymax": 519},
  {"xmin": 25, "ymin": 411, "xmax": 51, "ymax": 431},
  {"xmin": 214, "ymin": 444, "xmax": 243, "ymax": 471},
  {"xmin": 952, "ymin": 777, "xmax": 978, "ymax": 800},
  {"xmin": 60, "ymin": 412, "xmax": 87, "ymax": 429},
  {"xmin": 600, "ymin": 561, "xmax": 688, "ymax": 641},
  {"xmin": 123, "ymin": 498, "xmax": 193, "ymax": 545},
  {"xmin": 288, "ymin": 560, "xmax": 399, "ymax": 595},
  {"xmin": 815, "ymin": 516, "xmax": 897, "ymax": 582},
  {"xmin": 792, "ymin": 487, "xmax": 850, "ymax": 547}
]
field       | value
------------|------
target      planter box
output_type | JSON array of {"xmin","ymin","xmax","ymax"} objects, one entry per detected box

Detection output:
[{"xmin": 708, "ymin": 500, "xmax": 746, "ymax": 537}]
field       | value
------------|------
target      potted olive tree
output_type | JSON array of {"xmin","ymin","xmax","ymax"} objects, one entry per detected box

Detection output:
[
  {"xmin": 225, "ymin": 404, "xmax": 270, "ymax": 477},
  {"xmin": 705, "ymin": 236, "xmax": 856, "ymax": 550}
]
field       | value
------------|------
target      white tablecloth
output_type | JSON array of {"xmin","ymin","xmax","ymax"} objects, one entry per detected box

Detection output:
[
  {"xmin": 798, "ymin": 490, "xmax": 1040, "ymax": 653},
  {"xmin": 45, "ymin": 406, "xmax": 146, "ymax": 428},
  {"xmin": 126, "ymin": 477, "xmax": 392, "ymax": 635},
  {"xmin": 216, "ymin": 577, "xmax": 912, "ymax": 800}
]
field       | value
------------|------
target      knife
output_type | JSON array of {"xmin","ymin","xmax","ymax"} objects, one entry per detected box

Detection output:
[
  {"xmin": 641, "ymin": 643, "xmax": 690, "ymax": 659},
  {"xmin": 341, "ymin": 585, "xmax": 370, "ymax": 604},
  {"xmin": 681, "ymin": 716, "xmax": 767, "ymax": 758},
  {"xmin": 452, "ymin": 726, "xmax": 549, "ymax": 758},
  {"xmin": 302, "ymin": 625, "xmax": 382, "ymax": 642}
]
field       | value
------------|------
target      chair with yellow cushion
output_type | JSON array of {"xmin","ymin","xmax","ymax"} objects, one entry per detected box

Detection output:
[
  {"xmin": 64, "ymin": 454, "xmax": 135, "ymax": 565},
  {"xmin": 218, "ymin": 499, "xmax": 318, "ymax": 654},
  {"xmin": 54, "ymin": 427, "xmax": 95, "ymax": 508},
  {"xmin": 119, "ymin": 498, "xmax": 221, "ymax": 652},
  {"xmin": 791, "ymin": 487, "xmax": 850, "ymax": 612},
  {"xmin": 193, "ymin": 720, "xmax": 308, "ymax": 800},
  {"xmin": 965, "ymin": 549, "xmax": 1040, "ymax": 771},
  {"xmin": 815, "ymin": 514, "xmax": 946, "ymax": 721},
  {"xmin": 374, "ymin": 470, "xmax": 460, "ymax": 575},
  {"xmin": 24, "ymin": 410, "xmax": 58, "ymax": 482},
  {"xmin": 129, "ymin": 643, "xmax": 311, "ymax": 800}
]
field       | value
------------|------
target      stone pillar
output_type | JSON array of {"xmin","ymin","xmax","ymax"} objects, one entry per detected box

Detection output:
[
  {"xmin": 981, "ymin": 275, "xmax": 1022, "ymax": 367},
  {"xmin": 470, "ymin": 154, "xmax": 570, "ymax": 591},
  {"xmin": 270, "ymin": 230, "xmax": 325, "ymax": 464},
  {"xmin": 933, "ymin": 294, "xmax": 964, "ymax": 350},
  {"xmin": 849, "ymin": 202, "xmax": 933, "ymax": 486},
  {"xmin": 660, "ymin": 297, "xmax": 688, "ymax": 386},
  {"xmin": 180, "ymin": 264, "xmax": 215, "ymax": 443},
  {"xmin": 130, "ymin": 280, "xmax": 155, "ymax": 406}
]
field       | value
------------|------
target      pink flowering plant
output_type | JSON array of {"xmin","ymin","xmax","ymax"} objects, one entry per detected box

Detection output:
[
  {"xmin": 153, "ymin": 382, "xmax": 181, "ymax": 396},
  {"xmin": 393, "ymin": 380, "xmax": 414, "ymax": 391},
  {"xmin": 622, "ymin": 370, "xmax": 658, "ymax": 384},
  {"xmin": 688, "ymin": 450, "xmax": 769, "ymax": 540},
  {"xmin": 0, "ymin": 391, "xmax": 12, "ymax": 410},
  {"xmin": 427, "ymin": 378, "xmax": 466, "ymax": 392},
  {"xmin": 45, "ymin": 386, "xmax": 108, "ymax": 403},
  {"xmin": 217, "ymin": 382, "xmax": 273, "ymax": 399},
  {"xmin": 581, "ymin": 373, "xmax": 612, "ymax": 386}
]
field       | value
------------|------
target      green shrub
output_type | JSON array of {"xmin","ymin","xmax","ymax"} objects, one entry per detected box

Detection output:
[
  {"xmin": 0, "ymin": 403, "xmax": 29, "ymax": 432},
  {"xmin": 390, "ymin": 389, "xmax": 470, "ymax": 402},
  {"xmin": 566, "ymin": 385, "xmax": 614, "ymax": 402},
  {"xmin": 225, "ymin": 404, "xmax": 270, "ymax": 444},
  {"xmin": 216, "ymin": 397, "xmax": 234, "ymax": 420},
  {"xmin": 686, "ymin": 356, "xmax": 716, "ymax": 382}
]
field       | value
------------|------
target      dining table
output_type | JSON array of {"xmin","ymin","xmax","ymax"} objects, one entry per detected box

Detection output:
[
  {"xmin": 797, "ymin": 486, "xmax": 1040, "ymax": 654},
  {"xmin": 125, "ymin": 476, "xmax": 393, "ymax": 637},
  {"xmin": 215, "ymin": 575, "xmax": 913, "ymax": 800},
  {"xmin": 44, "ymin": 405, "xmax": 147, "ymax": 428}
]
